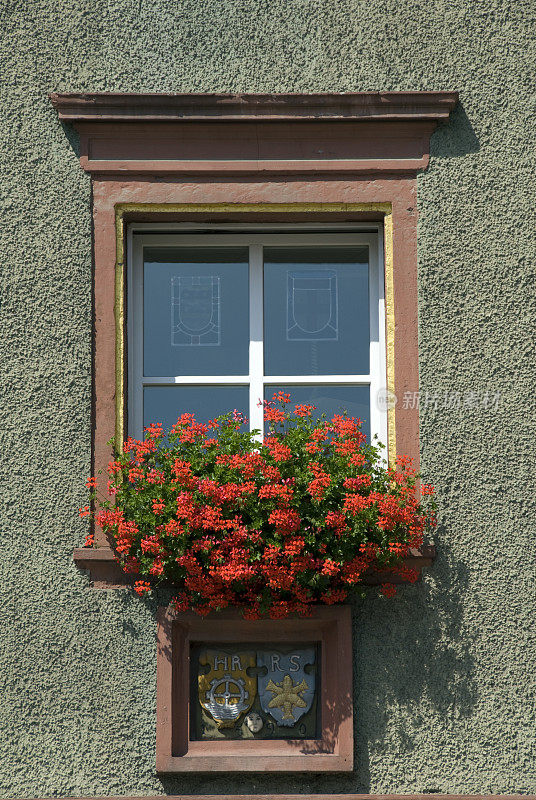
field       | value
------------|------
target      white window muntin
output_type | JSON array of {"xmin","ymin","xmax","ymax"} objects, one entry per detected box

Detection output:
[{"xmin": 128, "ymin": 230, "xmax": 386, "ymax": 448}]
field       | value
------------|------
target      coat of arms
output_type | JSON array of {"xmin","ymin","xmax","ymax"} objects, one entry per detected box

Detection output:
[
  {"xmin": 287, "ymin": 269, "xmax": 338, "ymax": 341},
  {"xmin": 171, "ymin": 275, "xmax": 220, "ymax": 346},
  {"xmin": 257, "ymin": 647, "xmax": 316, "ymax": 727},
  {"xmin": 198, "ymin": 649, "xmax": 256, "ymax": 728}
]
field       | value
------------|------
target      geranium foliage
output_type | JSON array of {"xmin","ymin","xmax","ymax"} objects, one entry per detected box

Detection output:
[{"xmin": 80, "ymin": 393, "xmax": 436, "ymax": 618}]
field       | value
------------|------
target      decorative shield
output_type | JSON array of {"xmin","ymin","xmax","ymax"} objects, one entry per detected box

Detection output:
[
  {"xmin": 171, "ymin": 275, "xmax": 220, "ymax": 346},
  {"xmin": 198, "ymin": 649, "xmax": 256, "ymax": 728},
  {"xmin": 257, "ymin": 648, "xmax": 316, "ymax": 727},
  {"xmin": 287, "ymin": 270, "xmax": 338, "ymax": 341}
]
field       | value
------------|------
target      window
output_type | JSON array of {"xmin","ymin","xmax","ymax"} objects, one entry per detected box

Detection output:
[
  {"xmin": 128, "ymin": 226, "xmax": 386, "ymax": 448},
  {"xmin": 57, "ymin": 90, "xmax": 455, "ymax": 585}
]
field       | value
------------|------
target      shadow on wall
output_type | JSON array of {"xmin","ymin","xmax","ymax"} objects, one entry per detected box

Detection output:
[
  {"xmin": 431, "ymin": 101, "xmax": 480, "ymax": 159},
  {"xmin": 354, "ymin": 535, "xmax": 477, "ymax": 792},
  {"xmin": 151, "ymin": 534, "xmax": 477, "ymax": 795},
  {"xmin": 62, "ymin": 121, "xmax": 80, "ymax": 159}
]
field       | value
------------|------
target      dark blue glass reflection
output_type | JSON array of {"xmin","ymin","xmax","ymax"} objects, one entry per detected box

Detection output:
[
  {"xmin": 264, "ymin": 247, "xmax": 369, "ymax": 376},
  {"xmin": 143, "ymin": 247, "xmax": 249, "ymax": 377},
  {"xmin": 264, "ymin": 384, "xmax": 370, "ymax": 444},
  {"xmin": 143, "ymin": 386, "xmax": 249, "ymax": 434}
]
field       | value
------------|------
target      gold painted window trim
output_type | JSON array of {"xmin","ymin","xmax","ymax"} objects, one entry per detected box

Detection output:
[{"xmin": 114, "ymin": 202, "xmax": 395, "ymax": 460}]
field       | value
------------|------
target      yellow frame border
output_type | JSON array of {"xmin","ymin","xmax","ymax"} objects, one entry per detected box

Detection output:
[{"xmin": 114, "ymin": 203, "xmax": 395, "ymax": 459}]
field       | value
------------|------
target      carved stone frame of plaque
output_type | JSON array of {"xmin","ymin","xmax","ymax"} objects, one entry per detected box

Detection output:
[{"xmin": 156, "ymin": 605, "xmax": 353, "ymax": 773}]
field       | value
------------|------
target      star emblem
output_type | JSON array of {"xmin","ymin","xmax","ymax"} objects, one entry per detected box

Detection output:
[{"xmin": 265, "ymin": 674, "xmax": 310, "ymax": 721}]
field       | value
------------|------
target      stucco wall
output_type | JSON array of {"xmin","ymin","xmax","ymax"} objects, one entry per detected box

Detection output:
[{"xmin": 1, "ymin": 0, "xmax": 535, "ymax": 796}]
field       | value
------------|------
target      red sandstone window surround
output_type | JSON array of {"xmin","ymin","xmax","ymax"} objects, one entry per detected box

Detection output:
[{"xmin": 50, "ymin": 92, "xmax": 456, "ymax": 587}]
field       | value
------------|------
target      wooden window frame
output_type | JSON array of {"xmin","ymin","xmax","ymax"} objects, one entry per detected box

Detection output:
[{"xmin": 128, "ymin": 228, "xmax": 386, "ymax": 444}]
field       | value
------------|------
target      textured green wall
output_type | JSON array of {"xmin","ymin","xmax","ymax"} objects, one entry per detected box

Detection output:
[{"xmin": 1, "ymin": 0, "xmax": 535, "ymax": 796}]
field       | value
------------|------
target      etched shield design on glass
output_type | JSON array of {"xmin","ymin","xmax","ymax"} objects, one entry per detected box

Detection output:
[
  {"xmin": 287, "ymin": 270, "xmax": 338, "ymax": 341},
  {"xmin": 198, "ymin": 649, "xmax": 256, "ymax": 728},
  {"xmin": 171, "ymin": 275, "xmax": 220, "ymax": 346},
  {"xmin": 257, "ymin": 648, "xmax": 316, "ymax": 727}
]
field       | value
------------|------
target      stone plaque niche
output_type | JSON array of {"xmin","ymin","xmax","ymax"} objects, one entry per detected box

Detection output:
[
  {"xmin": 156, "ymin": 605, "xmax": 353, "ymax": 772},
  {"xmin": 191, "ymin": 643, "xmax": 320, "ymax": 740}
]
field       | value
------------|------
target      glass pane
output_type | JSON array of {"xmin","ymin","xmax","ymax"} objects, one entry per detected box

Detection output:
[
  {"xmin": 143, "ymin": 385, "xmax": 249, "ymax": 433},
  {"xmin": 264, "ymin": 385, "xmax": 371, "ymax": 444},
  {"xmin": 143, "ymin": 247, "xmax": 249, "ymax": 376},
  {"xmin": 264, "ymin": 247, "xmax": 369, "ymax": 376}
]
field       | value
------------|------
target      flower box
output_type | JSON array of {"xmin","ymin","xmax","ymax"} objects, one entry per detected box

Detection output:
[{"xmin": 78, "ymin": 395, "xmax": 437, "ymax": 609}]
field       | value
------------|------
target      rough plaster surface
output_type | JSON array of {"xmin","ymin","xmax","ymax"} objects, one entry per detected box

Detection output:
[{"xmin": 1, "ymin": 0, "xmax": 535, "ymax": 796}]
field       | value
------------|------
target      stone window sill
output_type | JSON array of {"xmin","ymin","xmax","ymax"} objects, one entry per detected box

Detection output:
[{"xmin": 73, "ymin": 545, "xmax": 436, "ymax": 589}]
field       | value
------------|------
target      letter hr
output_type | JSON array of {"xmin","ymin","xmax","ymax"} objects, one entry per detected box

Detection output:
[{"xmin": 213, "ymin": 654, "xmax": 243, "ymax": 670}]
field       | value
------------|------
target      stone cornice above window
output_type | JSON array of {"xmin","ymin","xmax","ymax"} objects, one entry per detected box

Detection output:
[
  {"xmin": 50, "ymin": 91, "xmax": 458, "ymax": 177},
  {"xmin": 50, "ymin": 91, "xmax": 458, "ymax": 122}
]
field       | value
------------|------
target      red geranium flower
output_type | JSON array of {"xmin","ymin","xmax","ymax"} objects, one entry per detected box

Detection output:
[{"xmin": 80, "ymin": 397, "xmax": 437, "ymax": 615}]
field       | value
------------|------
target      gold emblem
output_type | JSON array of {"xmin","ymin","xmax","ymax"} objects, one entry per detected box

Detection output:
[
  {"xmin": 264, "ymin": 673, "xmax": 310, "ymax": 721},
  {"xmin": 198, "ymin": 650, "xmax": 256, "ymax": 728}
]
